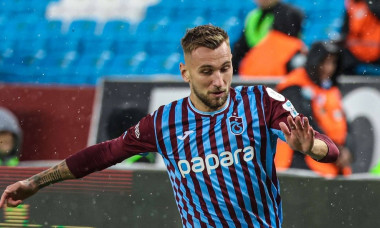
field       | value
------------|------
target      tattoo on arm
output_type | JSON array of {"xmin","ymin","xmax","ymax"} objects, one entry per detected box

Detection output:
[{"xmin": 27, "ymin": 161, "xmax": 75, "ymax": 189}]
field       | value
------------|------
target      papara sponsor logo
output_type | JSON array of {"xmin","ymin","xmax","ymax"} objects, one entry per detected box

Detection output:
[{"xmin": 177, "ymin": 146, "xmax": 254, "ymax": 178}]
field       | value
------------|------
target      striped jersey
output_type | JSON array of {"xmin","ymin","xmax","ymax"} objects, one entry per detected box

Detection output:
[{"xmin": 122, "ymin": 85, "xmax": 300, "ymax": 228}]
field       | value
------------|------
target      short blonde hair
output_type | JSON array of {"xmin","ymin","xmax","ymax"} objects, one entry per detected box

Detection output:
[{"xmin": 181, "ymin": 25, "xmax": 230, "ymax": 55}]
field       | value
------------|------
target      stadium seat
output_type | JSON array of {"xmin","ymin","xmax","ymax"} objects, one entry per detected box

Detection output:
[
  {"xmin": 1, "ymin": 15, "xmax": 40, "ymax": 40},
  {"xmin": 78, "ymin": 37, "xmax": 114, "ymax": 56},
  {"xmin": 71, "ymin": 53, "xmax": 112, "ymax": 84},
  {"xmin": 207, "ymin": 7, "xmax": 241, "ymax": 27},
  {"xmin": 45, "ymin": 35, "xmax": 80, "ymax": 55},
  {"xmin": 104, "ymin": 53, "xmax": 147, "ymax": 76},
  {"xmin": 0, "ymin": 40, "xmax": 14, "ymax": 59},
  {"xmin": 10, "ymin": 0, "xmax": 49, "ymax": 16},
  {"xmin": 145, "ymin": 5, "xmax": 172, "ymax": 24},
  {"xmin": 35, "ymin": 20, "xmax": 63, "ymax": 39},
  {"xmin": 1, "ymin": 55, "xmax": 42, "ymax": 78},
  {"xmin": 171, "ymin": 6, "xmax": 207, "ymax": 25},
  {"xmin": 101, "ymin": 20, "xmax": 130, "ymax": 41},
  {"xmin": 112, "ymin": 39, "xmax": 146, "ymax": 57},
  {"xmin": 66, "ymin": 20, "xmax": 97, "ymax": 39},
  {"xmin": 13, "ymin": 38, "xmax": 46, "ymax": 58},
  {"xmin": 145, "ymin": 40, "xmax": 180, "ymax": 56},
  {"xmin": 36, "ymin": 52, "xmax": 77, "ymax": 79}
]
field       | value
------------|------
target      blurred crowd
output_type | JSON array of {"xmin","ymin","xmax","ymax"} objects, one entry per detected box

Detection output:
[{"xmin": 230, "ymin": 0, "xmax": 380, "ymax": 177}]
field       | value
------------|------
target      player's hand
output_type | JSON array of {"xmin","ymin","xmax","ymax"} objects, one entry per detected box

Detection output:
[
  {"xmin": 0, "ymin": 180, "xmax": 39, "ymax": 208},
  {"xmin": 279, "ymin": 115, "xmax": 314, "ymax": 154}
]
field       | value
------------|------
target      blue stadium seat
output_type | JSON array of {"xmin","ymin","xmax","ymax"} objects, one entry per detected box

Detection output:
[
  {"xmin": 1, "ymin": 55, "xmax": 42, "ymax": 77},
  {"xmin": 66, "ymin": 20, "xmax": 97, "ymax": 39},
  {"xmin": 207, "ymin": 7, "xmax": 241, "ymax": 27},
  {"xmin": 101, "ymin": 20, "xmax": 130, "ymax": 41},
  {"xmin": 78, "ymin": 37, "xmax": 114, "ymax": 56},
  {"xmin": 0, "ymin": 40, "xmax": 14, "ymax": 58},
  {"xmin": 35, "ymin": 20, "xmax": 63, "ymax": 39},
  {"xmin": 104, "ymin": 53, "xmax": 147, "ymax": 76},
  {"xmin": 13, "ymin": 38, "xmax": 46, "ymax": 58},
  {"xmin": 171, "ymin": 6, "xmax": 207, "ymax": 25},
  {"xmin": 71, "ymin": 53, "xmax": 112, "ymax": 84},
  {"xmin": 145, "ymin": 5, "xmax": 172, "ymax": 23},
  {"xmin": 45, "ymin": 36, "xmax": 80, "ymax": 55},
  {"xmin": 142, "ymin": 53, "xmax": 181, "ymax": 75},
  {"xmin": 35, "ymin": 52, "xmax": 77, "ymax": 79},
  {"xmin": 112, "ymin": 39, "xmax": 146, "ymax": 57},
  {"xmin": 22, "ymin": 0, "xmax": 50, "ymax": 16},
  {"xmin": 1, "ymin": 15, "xmax": 40, "ymax": 40},
  {"xmin": 146, "ymin": 40, "xmax": 180, "ymax": 56}
]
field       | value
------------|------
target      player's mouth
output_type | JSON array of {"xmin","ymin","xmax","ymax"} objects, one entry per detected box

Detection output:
[{"xmin": 209, "ymin": 90, "xmax": 226, "ymax": 98}]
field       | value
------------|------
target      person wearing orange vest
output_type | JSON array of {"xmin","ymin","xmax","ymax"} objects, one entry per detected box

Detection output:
[
  {"xmin": 232, "ymin": 0, "xmax": 306, "ymax": 77},
  {"xmin": 275, "ymin": 41, "xmax": 353, "ymax": 177},
  {"xmin": 341, "ymin": 0, "xmax": 380, "ymax": 75}
]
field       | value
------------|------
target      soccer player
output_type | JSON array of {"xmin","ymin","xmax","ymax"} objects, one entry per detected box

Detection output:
[{"xmin": 0, "ymin": 25, "xmax": 338, "ymax": 228}]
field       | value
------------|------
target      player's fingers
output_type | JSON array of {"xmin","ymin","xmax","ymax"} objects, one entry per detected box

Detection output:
[
  {"xmin": 295, "ymin": 116, "xmax": 304, "ymax": 130},
  {"xmin": 287, "ymin": 116, "xmax": 296, "ymax": 130},
  {"xmin": 0, "ymin": 192, "xmax": 8, "ymax": 208},
  {"xmin": 279, "ymin": 122, "xmax": 290, "ymax": 135},
  {"xmin": 303, "ymin": 117, "xmax": 310, "ymax": 129},
  {"xmin": 7, "ymin": 199, "xmax": 22, "ymax": 207},
  {"xmin": 308, "ymin": 127, "xmax": 314, "ymax": 137}
]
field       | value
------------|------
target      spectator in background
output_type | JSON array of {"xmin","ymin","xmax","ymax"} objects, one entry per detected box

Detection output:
[
  {"xmin": 232, "ymin": 0, "xmax": 306, "ymax": 77},
  {"xmin": 275, "ymin": 41, "xmax": 353, "ymax": 177},
  {"xmin": 0, "ymin": 107, "xmax": 22, "ymax": 166},
  {"xmin": 340, "ymin": 0, "xmax": 380, "ymax": 75}
]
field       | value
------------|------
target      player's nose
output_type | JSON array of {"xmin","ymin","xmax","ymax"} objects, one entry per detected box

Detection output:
[{"xmin": 212, "ymin": 71, "xmax": 225, "ymax": 88}]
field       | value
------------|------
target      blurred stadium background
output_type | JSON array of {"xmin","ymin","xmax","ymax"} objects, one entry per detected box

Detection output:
[
  {"xmin": 0, "ymin": 0, "xmax": 344, "ymax": 85},
  {"xmin": 1, "ymin": 0, "xmax": 380, "ymax": 227}
]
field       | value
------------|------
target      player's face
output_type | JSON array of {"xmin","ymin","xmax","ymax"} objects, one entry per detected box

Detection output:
[
  {"xmin": 180, "ymin": 42, "xmax": 233, "ymax": 112},
  {"xmin": 0, "ymin": 132, "xmax": 14, "ymax": 155},
  {"xmin": 319, "ymin": 54, "xmax": 337, "ymax": 81},
  {"xmin": 254, "ymin": 0, "xmax": 278, "ymax": 9}
]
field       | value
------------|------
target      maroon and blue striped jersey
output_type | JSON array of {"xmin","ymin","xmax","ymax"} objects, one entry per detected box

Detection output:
[{"xmin": 122, "ymin": 85, "xmax": 300, "ymax": 227}]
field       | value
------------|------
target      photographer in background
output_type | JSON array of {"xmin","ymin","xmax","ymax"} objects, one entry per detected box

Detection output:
[
  {"xmin": 275, "ymin": 41, "xmax": 353, "ymax": 177},
  {"xmin": 0, "ymin": 107, "xmax": 22, "ymax": 166}
]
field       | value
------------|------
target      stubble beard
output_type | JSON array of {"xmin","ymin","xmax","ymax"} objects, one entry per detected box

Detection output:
[{"xmin": 192, "ymin": 86, "xmax": 229, "ymax": 111}]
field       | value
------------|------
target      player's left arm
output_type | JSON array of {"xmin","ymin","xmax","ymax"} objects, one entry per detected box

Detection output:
[
  {"xmin": 263, "ymin": 87, "xmax": 339, "ymax": 163},
  {"xmin": 279, "ymin": 115, "xmax": 330, "ymax": 161}
]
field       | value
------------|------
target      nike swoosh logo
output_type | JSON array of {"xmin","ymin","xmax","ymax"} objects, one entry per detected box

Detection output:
[{"xmin": 177, "ymin": 130, "xmax": 194, "ymax": 140}]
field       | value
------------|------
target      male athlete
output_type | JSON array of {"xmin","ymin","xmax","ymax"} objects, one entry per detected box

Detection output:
[{"xmin": 0, "ymin": 25, "xmax": 338, "ymax": 228}]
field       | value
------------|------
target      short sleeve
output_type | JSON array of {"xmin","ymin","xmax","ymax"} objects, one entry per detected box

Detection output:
[{"xmin": 262, "ymin": 86, "xmax": 303, "ymax": 140}]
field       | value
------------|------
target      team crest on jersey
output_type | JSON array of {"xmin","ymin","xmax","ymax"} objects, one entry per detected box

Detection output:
[{"xmin": 228, "ymin": 116, "xmax": 245, "ymax": 135}]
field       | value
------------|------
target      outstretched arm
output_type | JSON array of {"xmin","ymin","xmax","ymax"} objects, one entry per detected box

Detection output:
[
  {"xmin": 0, "ymin": 160, "xmax": 74, "ymax": 208},
  {"xmin": 0, "ymin": 113, "xmax": 157, "ymax": 208},
  {"xmin": 279, "ymin": 115, "xmax": 339, "ymax": 161}
]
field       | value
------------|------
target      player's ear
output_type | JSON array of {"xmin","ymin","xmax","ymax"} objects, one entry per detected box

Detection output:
[{"xmin": 180, "ymin": 63, "xmax": 190, "ymax": 82}]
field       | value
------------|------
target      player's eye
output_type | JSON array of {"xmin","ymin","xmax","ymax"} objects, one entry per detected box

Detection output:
[
  {"xmin": 221, "ymin": 65, "xmax": 230, "ymax": 73},
  {"xmin": 201, "ymin": 70, "xmax": 213, "ymax": 75}
]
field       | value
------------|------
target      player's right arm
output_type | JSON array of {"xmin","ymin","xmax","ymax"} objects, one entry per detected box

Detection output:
[
  {"xmin": 0, "ymin": 112, "xmax": 157, "ymax": 208},
  {"xmin": 0, "ymin": 160, "xmax": 74, "ymax": 208}
]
